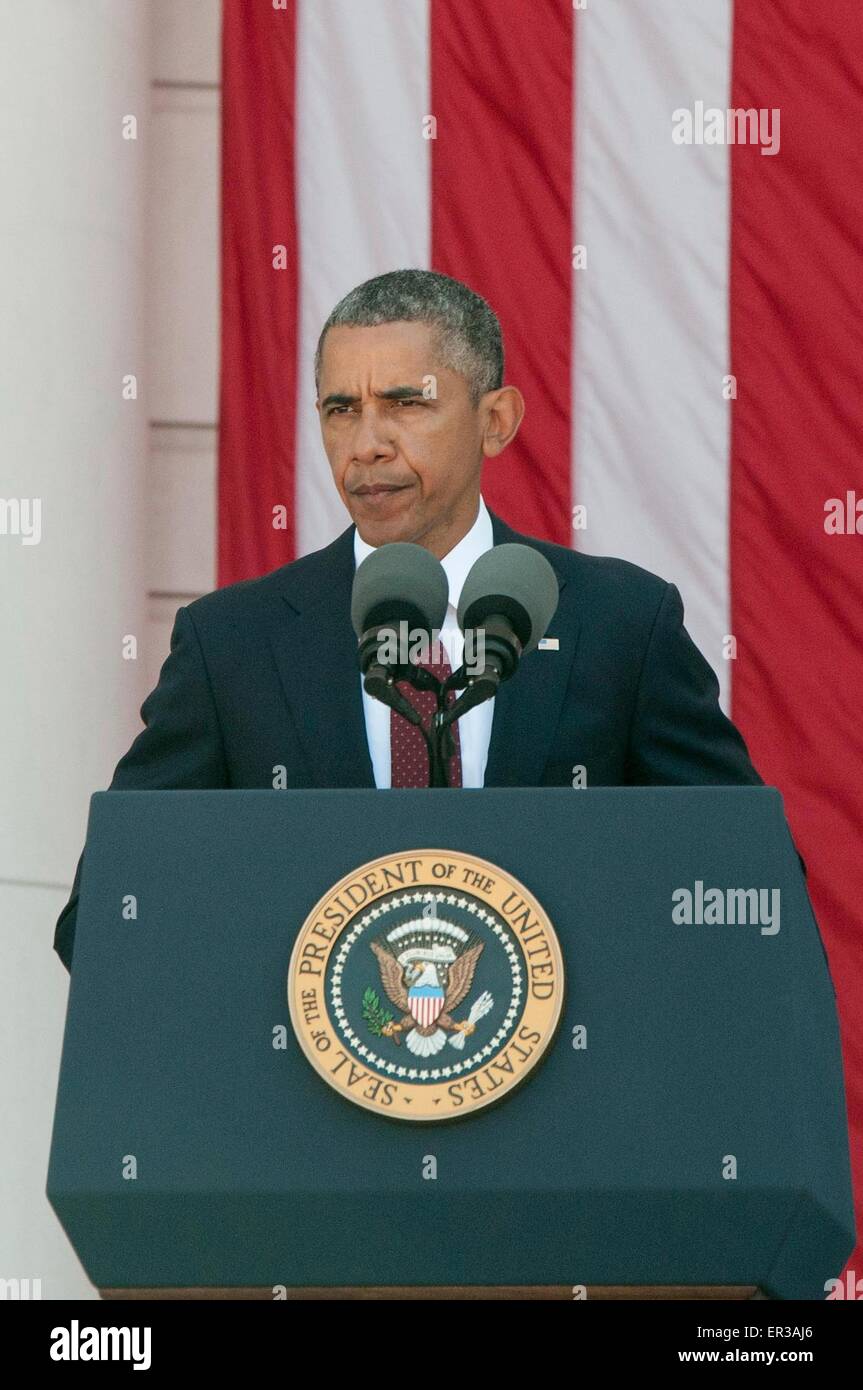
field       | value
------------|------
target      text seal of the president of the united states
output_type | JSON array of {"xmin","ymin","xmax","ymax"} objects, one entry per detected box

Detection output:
[{"xmin": 288, "ymin": 849, "xmax": 564, "ymax": 1120}]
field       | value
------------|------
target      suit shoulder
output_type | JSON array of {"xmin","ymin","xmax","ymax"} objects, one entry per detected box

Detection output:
[
  {"xmin": 180, "ymin": 531, "xmax": 352, "ymax": 628},
  {"xmin": 522, "ymin": 534, "xmax": 670, "ymax": 612},
  {"xmin": 571, "ymin": 549, "xmax": 669, "ymax": 604}
]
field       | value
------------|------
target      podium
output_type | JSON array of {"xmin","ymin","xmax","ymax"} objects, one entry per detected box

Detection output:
[{"xmin": 47, "ymin": 787, "xmax": 854, "ymax": 1299}]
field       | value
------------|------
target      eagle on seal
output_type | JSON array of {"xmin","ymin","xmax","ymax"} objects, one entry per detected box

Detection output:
[{"xmin": 370, "ymin": 935, "xmax": 493, "ymax": 1058}]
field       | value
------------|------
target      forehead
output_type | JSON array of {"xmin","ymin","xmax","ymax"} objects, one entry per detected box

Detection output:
[{"xmin": 318, "ymin": 320, "xmax": 444, "ymax": 385}]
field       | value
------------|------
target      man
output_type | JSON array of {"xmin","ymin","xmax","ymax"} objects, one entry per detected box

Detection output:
[{"xmin": 54, "ymin": 268, "xmax": 764, "ymax": 972}]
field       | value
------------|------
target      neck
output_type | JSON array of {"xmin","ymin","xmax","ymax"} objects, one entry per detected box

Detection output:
[{"xmin": 421, "ymin": 498, "xmax": 482, "ymax": 560}]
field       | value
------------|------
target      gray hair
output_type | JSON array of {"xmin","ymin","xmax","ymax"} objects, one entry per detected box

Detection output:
[{"xmin": 314, "ymin": 268, "xmax": 504, "ymax": 407}]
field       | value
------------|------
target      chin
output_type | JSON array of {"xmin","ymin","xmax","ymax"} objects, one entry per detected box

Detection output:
[
  {"xmin": 359, "ymin": 525, "xmax": 407, "ymax": 549},
  {"xmin": 354, "ymin": 515, "xmax": 418, "ymax": 548}
]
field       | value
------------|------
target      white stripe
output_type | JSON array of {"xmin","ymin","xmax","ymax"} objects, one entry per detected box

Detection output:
[
  {"xmin": 295, "ymin": 0, "xmax": 431, "ymax": 556},
  {"xmin": 573, "ymin": 1, "xmax": 734, "ymax": 707}
]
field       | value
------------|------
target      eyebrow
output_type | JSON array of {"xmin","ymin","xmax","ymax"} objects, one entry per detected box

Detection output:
[{"xmin": 320, "ymin": 385, "xmax": 429, "ymax": 409}]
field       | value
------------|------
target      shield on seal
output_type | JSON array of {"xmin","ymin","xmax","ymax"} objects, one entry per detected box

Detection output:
[{"xmin": 408, "ymin": 985, "xmax": 445, "ymax": 1028}]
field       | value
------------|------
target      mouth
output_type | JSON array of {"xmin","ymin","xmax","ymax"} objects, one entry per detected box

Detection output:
[
  {"xmin": 351, "ymin": 483, "xmax": 411, "ymax": 496},
  {"xmin": 349, "ymin": 482, "xmax": 413, "ymax": 506}
]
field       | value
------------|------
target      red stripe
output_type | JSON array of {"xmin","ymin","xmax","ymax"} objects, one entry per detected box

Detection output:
[
  {"xmin": 218, "ymin": 0, "xmax": 299, "ymax": 584},
  {"xmin": 730, "ymin": 0, "xmax": 863, "ymax": 1273},
  {"xmin": 430, "ymin": 0, "xmax": 573, "ymax": 543}
]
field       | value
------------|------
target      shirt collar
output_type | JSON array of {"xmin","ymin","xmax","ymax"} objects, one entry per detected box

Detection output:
[{"xmin": 352, "ymin": 496, "xmax": 494, "ymax": 610}]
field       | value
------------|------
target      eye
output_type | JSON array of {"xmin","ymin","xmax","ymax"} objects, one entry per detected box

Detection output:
[{"xmin": 394, "ymin": 398, "xmax": 420, "ymax": 408}]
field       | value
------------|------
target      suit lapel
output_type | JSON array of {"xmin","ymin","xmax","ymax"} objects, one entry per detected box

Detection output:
[
  {"xmin": 482, "ymin": 511, "xmax": 580, "ymax": 786},
  {"xmin": 267, "ymin": 527, "xmax": 376, "ymax": 788}
]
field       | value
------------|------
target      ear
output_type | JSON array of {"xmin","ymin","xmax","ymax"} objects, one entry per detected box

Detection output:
[{"xmin": 481, "ymin": 385, "xmax": 525, "ymax": 458}]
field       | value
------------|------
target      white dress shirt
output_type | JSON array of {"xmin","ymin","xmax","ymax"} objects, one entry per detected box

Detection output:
[{"xmin": 354, "ymin": 498, "xmax": 495, "ymax": 788}]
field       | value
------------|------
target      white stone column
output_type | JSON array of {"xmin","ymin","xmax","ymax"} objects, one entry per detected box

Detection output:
[
  {"xmin": 0, "ymin": 0, "xmax": 152, "ymax": 1298},
  {"xmin": 0, "ymin": 0, "xmax": 151, "ymax": 886}
]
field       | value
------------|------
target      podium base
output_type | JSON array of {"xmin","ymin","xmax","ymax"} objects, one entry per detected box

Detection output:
[{"xmin": 100, "ymin": 1284, "xmax": 761, "ymax": 1301}]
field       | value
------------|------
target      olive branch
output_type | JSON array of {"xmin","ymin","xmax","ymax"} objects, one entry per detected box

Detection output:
[{"xmin": 362, "ymin": 986, "xmax": 394, "ymax": 1037}]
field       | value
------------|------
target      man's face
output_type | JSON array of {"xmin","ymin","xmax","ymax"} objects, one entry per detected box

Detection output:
[{"xmin": 316, "ymin": 320, "xmax": 487, "ymax": 557}]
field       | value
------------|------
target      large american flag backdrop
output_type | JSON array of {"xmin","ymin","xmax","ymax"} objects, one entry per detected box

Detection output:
[{"xmin": 217, "ymin": 0, "xmax": 863, "ymax": 1277}]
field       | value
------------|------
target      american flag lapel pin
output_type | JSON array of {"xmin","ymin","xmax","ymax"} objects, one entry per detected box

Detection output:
[{"xmin": 538, "ymin": 637, "xmax": 559, "ymax": 651}]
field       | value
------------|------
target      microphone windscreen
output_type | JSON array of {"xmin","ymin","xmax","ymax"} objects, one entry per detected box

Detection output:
[
  {"xmin": 351, "ymin": 542, "xmax": 449, "ymax": 638},
  {"xmin": 457, "ymin": 544, "xmax": 559, "ymax": 654}
]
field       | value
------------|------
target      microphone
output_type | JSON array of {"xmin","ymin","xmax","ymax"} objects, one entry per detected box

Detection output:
[
  {"xmin": 451, "ymin": 543, "xmax": 559, "ymax": 715},
  {"xmin": 351, "ymin": 542, "xmax": 448, "ymax": 707},
  {"xmin": 352, "ymin": 542, "xmax": 460, "ymax": 787}
]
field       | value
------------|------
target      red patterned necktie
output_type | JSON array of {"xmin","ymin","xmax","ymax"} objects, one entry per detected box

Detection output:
[{"xmin": 390, "ymin": 653, "xmax": 463, "ymax": 788}]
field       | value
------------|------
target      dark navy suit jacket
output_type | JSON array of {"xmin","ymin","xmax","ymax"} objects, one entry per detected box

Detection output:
[{"xmin": 53, "ymin": 509, "xmax": 764, "ymax": 971}]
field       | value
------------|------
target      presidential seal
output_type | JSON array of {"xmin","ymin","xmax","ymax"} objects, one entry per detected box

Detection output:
[{"xmin": 287, "ymin": 850, "xmax": 564, "ymax": 1121}]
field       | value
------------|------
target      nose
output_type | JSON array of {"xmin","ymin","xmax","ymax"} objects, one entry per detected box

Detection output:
[{"xmin": 351, "ymin": 405, "xmax": 396, "ymax": 465}]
